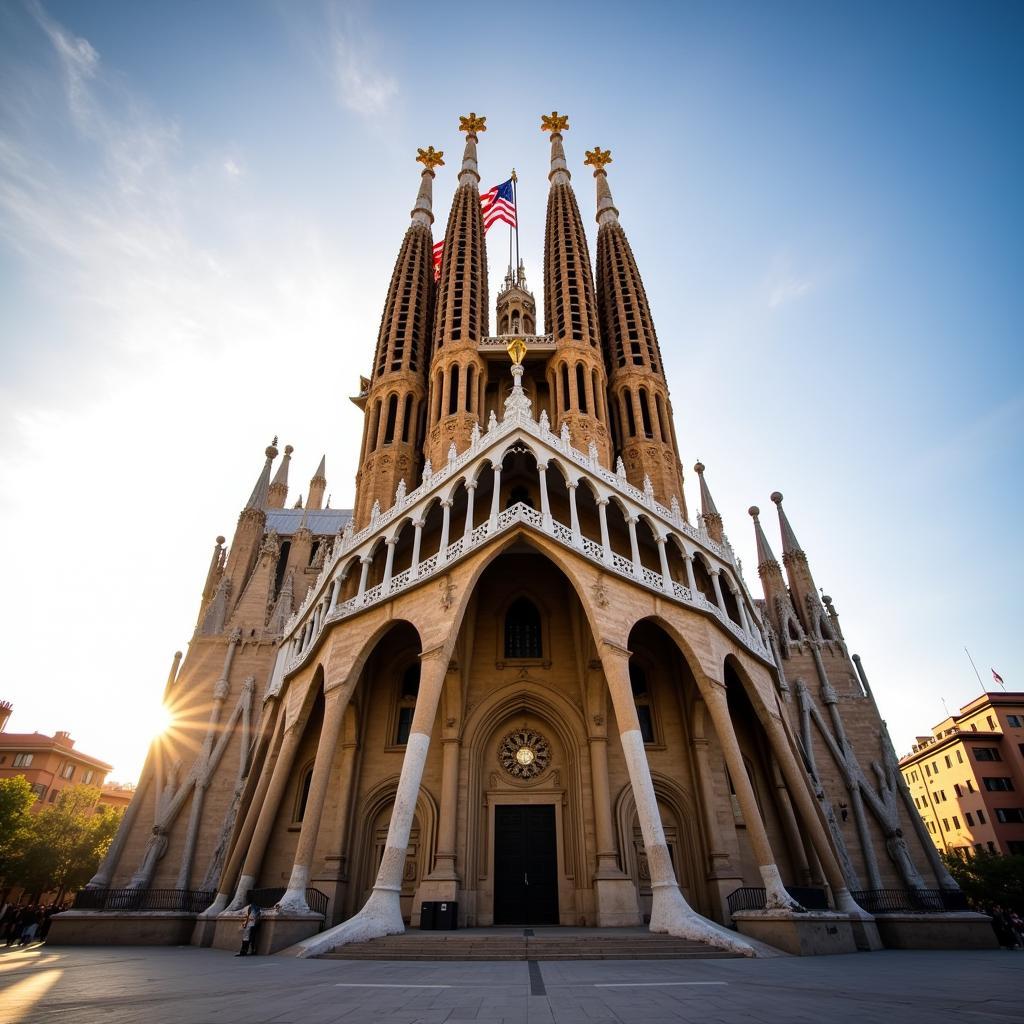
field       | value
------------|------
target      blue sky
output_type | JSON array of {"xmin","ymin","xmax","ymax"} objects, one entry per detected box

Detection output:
[{"xmin": 0, "ymin": 0, "xmax": 1021, "ymax": 777}]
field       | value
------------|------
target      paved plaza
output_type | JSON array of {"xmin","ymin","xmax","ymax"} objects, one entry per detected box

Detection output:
[{"xmin": 1, "ymin": 944, "xmax": 1020, "ymax": 1024}]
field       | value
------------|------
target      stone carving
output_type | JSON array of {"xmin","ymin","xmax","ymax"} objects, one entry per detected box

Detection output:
[
  {"xmin": 439, "ymin": 578, "xmax": 456, "ymax": 610},
  {"xmin": 592, "ymin": 573, "xmax": 609, "ymax": 608},
  {"xmin": 498, "ymin": 728, "xmax": 551, "ymax": 780}
]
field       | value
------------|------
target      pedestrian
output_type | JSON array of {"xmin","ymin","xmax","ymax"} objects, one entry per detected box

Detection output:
[
  {"xmin": 19, "ymin": 906, "xmax": 40, "ymax": 945},
  {"xmin": 235, "ymin": 903, "xmax": 261, "ymax": 957}
]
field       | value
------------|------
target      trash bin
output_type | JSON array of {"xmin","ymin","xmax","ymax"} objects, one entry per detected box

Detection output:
[
  {"xmin": 434, "ymin": 901, "xmax": 458, "ymax": 930},
  {"xmin": 419, "ymin": 901, "xmax": 437, "ymax": 930}
]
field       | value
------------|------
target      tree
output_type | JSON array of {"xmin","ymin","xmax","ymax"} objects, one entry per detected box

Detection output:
[
  {"xmin": 942, "ymin": 849, "xmax": 1024, "ymax": 914},
  {"xmin": 0, "ymin": 776, "xmax": 36, "ymax": 885},
  {"xmin": 8, "ymin": 785, "xmax": 124, "ymax": 902}
]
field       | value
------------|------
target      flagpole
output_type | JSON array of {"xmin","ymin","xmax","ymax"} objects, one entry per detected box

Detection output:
[
  {"xmin": 964, "ymin": 647, "xmax": 986, "ymax": 694},
  {"xmin": 508, "ymin": 171, "xmax": 514, "ymax": 278},
  {"xmin": 511, "ymin": 168, "xmax": 520, "ymax": 281}
]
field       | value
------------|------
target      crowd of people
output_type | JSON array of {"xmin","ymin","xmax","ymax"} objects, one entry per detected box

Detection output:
[
  {"xmin": 0, "ymin": 902, "xmax": 66, "ymax": 946},
  {"xmin": 986, "ymin": 904, "xmax": 1024, "ymax": 949}
]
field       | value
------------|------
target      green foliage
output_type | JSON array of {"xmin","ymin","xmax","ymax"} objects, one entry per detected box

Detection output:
[
  {"xmin": 942, "ymin": 850, "xmax": 1024, "ymax": 913},
  {"xmin": 0, "ymin": 775, "xmax": 36, "ymax": 881},
  {"xmin": 5, "ymin": 784, "xmax": 124, "ymax": 900}
]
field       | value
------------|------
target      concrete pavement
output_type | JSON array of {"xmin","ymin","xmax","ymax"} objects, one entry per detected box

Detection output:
[{"xmin": 1, "ymin": 943, "xmax": 1020, "ymax": 1023}]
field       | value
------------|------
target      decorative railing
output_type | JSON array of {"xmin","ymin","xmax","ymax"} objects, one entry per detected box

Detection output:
[
  {"xmin": 480, "ymin": 333, "xmax": 554, "ymax": 348},
  {"xmin": 279, "ymin": 391, "xmax": 768, "ymax": 680},
  {"xmin": 725, "ymin": 886, "xmax": 830, "ymax": 916},
  {"xmin": 247, "ymin": 887, "xmax": 330, "ymax": 918},
  {"xmin": 850, "ymin": 888, "xmax": 970, "ymax": 914},
  {"xmin": 73, "ymin": 888, "xmax": 215, "ymax": 914}
]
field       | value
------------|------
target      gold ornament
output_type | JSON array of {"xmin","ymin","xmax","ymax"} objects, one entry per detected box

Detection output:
[
  {"xmin": 416, "ymin": 146, "xmax": 444, "ymax": 170},
  {"xmin": 584, "ymin": 147, "xmax": 612, "ymax": 171},
  {"xmin": 506, "ymin": 337, "xmax": 527, "ymax": 366},
  {"xmin": 541, "ymin": 111, "xmax": 570, "ymax": 133},
  {"xmin": 459, "ymin": 112, "xmax": 487, "ymax": 134}
]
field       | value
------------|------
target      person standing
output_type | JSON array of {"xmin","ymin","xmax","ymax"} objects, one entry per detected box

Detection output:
[{"xmin": 234, "ymin": 903, "xmax": 261, "ymax": 956}]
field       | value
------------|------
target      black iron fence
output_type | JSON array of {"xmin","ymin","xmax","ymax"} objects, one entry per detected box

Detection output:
[
  {"xmin": 246, "ymin": 887, "xmax": 329, "ymax": 917},
  {"xmin": 850, "ymin": 888, "xmax": 970, "ymax": 914},
  {"xmin": 725, "ymin": 886, "xmax": 829, "ymax": 915},
  {"xmin": 73, "ymin": 888, "xmax": 215, "ymax": 914}
]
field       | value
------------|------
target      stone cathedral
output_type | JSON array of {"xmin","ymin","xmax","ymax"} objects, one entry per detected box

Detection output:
[{"xmin": 56, "ymin": 112, "xmax": 991, "ymax": 957}]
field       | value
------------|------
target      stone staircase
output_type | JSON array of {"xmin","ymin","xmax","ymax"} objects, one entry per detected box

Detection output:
[{"xmin": 319, "ymin": 928, "xmax": 740, "ymax": 961}]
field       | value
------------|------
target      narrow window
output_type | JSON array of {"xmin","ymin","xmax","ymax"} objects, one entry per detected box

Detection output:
[
  {"xmin": 562, "ymin": 363, "xmax": 571, "ymax": 412},
  {"xmin": 466, "ymin": 365, "xmax": 476, "ymax": 414},
  {"xmin": 630, "ymin": 663, "xmax": 655, "ymax": 744},
  {"xmin": 625, "ymin": 392, "xmax": 637, "ymax": 436},
  {"xmin": 639, "ymin": 388, "xmax": 653, "ymax": 438},
  {"xmin": 448, "ymin": 365, "xmax": 460, "ymax": 415},
  {"xmin": 402, "ymin": 395, "xmax": 414, "ymax": 443},
  {"xmin": 295, "ymin": 765, "xmax": 314, "ymax": 822},
  {"xmin": 395, "ymin": 664, "xmax": 420, "ymax": 745},
  {"xmin": 504, "ymin": 597, "xmax": 542, "ymax": 659},
  {"xmin": 576, "ymin": 363, "xmax": 588, "ymax": 413}
]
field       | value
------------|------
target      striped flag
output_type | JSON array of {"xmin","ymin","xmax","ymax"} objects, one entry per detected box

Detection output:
[
  {"xmin": 432, "ymin": 239, "xmax": 444, "ymax": 282},
  {"xmin": 992, "ymin": 668, "xmax": 1005, "ymax": 688},
  {"xmin": 480, "ymin": 178, "xmax": 516, "ymax": 231}
]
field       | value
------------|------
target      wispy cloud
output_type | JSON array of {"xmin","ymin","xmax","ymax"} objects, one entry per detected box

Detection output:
[
  {"xmin": 764, "ymin": 252, "xmax": 814, "ymax": 309},
  {"xmin": 331, "ymin": 17, "xmax": 398, "ymax": 118}
]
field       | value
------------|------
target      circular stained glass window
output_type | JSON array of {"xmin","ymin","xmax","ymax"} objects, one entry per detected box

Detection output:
[{"xmin": 499, "ymin": 728, "xmax": 551, "ymax": 780}]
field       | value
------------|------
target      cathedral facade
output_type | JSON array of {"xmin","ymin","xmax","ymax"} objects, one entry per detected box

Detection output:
[{"xmin": 65, "ymin": 113, "xmax": 987, "ymax": 957}]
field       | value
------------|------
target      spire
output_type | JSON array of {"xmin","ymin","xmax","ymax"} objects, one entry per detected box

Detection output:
[
  {"xmin": 457, "ymin": 112, "xmax": 485, "ymax": 186},
  {"xmin": 267, "ymin": 444, "xmax": 293, "ymax": 509},
  {"xmin": 542, "ymin": 110, "xmax": 571, "ymax": 185},
  {"xmin": 308, "ymin": 455, "xmax": 327, "ymax": 511},
  {"xmin": 770, "ymin": 491, "xmax": 804, "ymax": 563},
  {"xmin": 693, "ymin": 461, "xmax": 723, "ymax": 543},
  {"xmin": 593, "ymin": 146, "xmax": 685, "ymax": 513},
  {"xmin": 245, "ymin": 439, "xmax": 278, "ymax": 510},
  {"xmin": 411, "ymin": 146, "xmax": 442, "ymax": 227},
  {"xmin": 748, "ymin": 506, "xmax": 781, "ymax": 575}
]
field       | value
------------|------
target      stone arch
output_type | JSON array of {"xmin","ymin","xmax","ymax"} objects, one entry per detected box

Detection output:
[{"xmin": 350, "ymin": 775, "xmax": 439, "ymax": 922}]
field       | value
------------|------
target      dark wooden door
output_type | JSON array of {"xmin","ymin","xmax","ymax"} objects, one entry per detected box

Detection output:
[{"xmin": 493, "ymin": 804, "xmax": 559, "ymax": 925}]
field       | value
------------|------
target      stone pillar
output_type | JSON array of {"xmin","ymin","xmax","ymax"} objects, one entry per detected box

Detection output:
[
  {"xmin": 655, "ymin": 536, "xmax": 672, "ymax": 594},
  {"xmin": 597, "ymin": 498, "xmax": 612, "ymax": 562},
  {"xmin": 626, "ymin": 516, "xmax": 642, "ymax": 575},
  {"xmin": 589, "ymin": 730, "xmax": 641, "ymax": 926},
  {"xmin": 568, "ymin": 481, "xmax": 581, "ymax": 540},
  {"xmin": 710, "ymin": 569, "xmax": 726, "ymax": 612},
  {"xmin": 701, "ymin": 682, "xmax": 800, "ymax": 910},
  {"xmin": 411, "ymin": 519, "xmax": 424, "ymax": 576},
  {"xmin": 382, "ymin": 537, "xmax": 397, "ymax": 592},
  {"xmin": 463, "ymin": 483, "xmax": 476, "ymax": 539},
  {"xmin": 438, "ymin": 499, "xmax": 452, "ymax": 563},
  {"xmin": 488, "ymin": 462, "xmax": 502, "ymax": 528},
  {"xmin": 277, "ymin": 681, "xmax": 353, "ymax": 913},
  {"xmin": 226, "ymin": 711, "xmax": 307, "ymax": 911},
  {"xmin": 537, "ymin": 462, "xmax": 552, "ymax": 527},
  {"xmin": 357, "ymin": 556, "xmax": 371, "ymax": 599},
  {"xmin": 597, "ymin": 643, "xmax": 755, "ymax": 954},
  {"xmin": 683, "ymin": 552, "xmax": 697, "ymax": 594},
  {"xmin": 290, "ymin": 650, "xmax": 450, "ymax": 955}
]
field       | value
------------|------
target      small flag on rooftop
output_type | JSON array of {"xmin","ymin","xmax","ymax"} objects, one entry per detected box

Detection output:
[{"xmin": 992, "ymin": 668, "xmax": 1005, "ymax": 688}]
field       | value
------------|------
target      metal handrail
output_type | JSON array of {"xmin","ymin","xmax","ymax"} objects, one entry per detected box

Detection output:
[{"xmin": 73, "ymin": 888, "xmax": 215, "ymax": 913}]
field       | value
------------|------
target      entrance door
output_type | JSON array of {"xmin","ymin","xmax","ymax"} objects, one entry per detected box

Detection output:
[{"xmin": 493, "ymin": 804, "xmax": 559, "ymax": 925}]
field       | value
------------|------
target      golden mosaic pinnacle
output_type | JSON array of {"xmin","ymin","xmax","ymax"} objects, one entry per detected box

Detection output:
[
  {"xmin": 416, "ymin": 146, "xmax": 445, "ymax": 170},
  {"xmin": 506, "ymin": 337, "xmax": 528, "ymax": 366},
  {"xmin": 459, "ymin": 112, "xmax": 487, "ymax": 134},
  {"xmin": 584, "ymin": 147, "xmax": 612, "ymax": 171},
  {"xmin": 541, "ymin": 111, "xmax": 570, "ymax": 133}
]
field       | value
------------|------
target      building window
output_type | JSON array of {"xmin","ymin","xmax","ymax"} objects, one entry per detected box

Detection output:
[
  {"xmin": 60, "ymin": 763, "xmax": 75, "ymax": 780},
  {"xmin": 48, "ymin": 789, "xmax": 58, "ymax": 802},
  {"xmin": 966, "ymin": 811, "xmax": 975, "ymax": 826},
  {"xmin": 994, "ymin": 808, "xmax": 1024, "ymax": 824},
  {"xmin": 30, "ymin": 783, "xmax": 47, "ymax": 800},
  {"xmin": 1008, "ymin": 715, "xmax": 1022, "ymax": 728},
  {"xmin": 956, "ymin": 750, "xmax": 963, "ymax": 764},
  {"xmin": 394, "ymin": 663, "xmax": 420, "ymax": 746},
  {"xmin": 927, "ymin": 821, "xmax": 935, "ymax": 834},
  {"xmin": 987, "ymin": 841, "xmax": 996, "ymax": 853},
  {"xmin": 931, "ymin": 762, "xmax": 938, "ymax": 775},
  {"xmin": 945, "ymin": 755, "xmax": 952, "ymax": 769},
  {"xmin": 940, "ymin": 790, "xmax": 947, "ymax": 801},
  {"xmin": 630, "ymin": 663, "xmax": 655, "ymax": 744},
  {"xmin": 952, "ymin": 815, "xmax": 961, "ymax": 829},
  {"xmin": 983, "ymin": 777, "xmax": 1014, "ymax": 792},
  {"xmin": 12, "ymin": 753, "xmax": 33, "ymax": 767},
  {"xmin": 967, "ymin": 779, "xmax": 975, "ymax": 793},
  {"xmin": 954, "ymin": 784, "xmax": 963, "ymax": 797},
  {"xmin": 975, "ymin": 843, "xmax": 984, "ymax": 853},
  {"xmin": 914, "ymin": 797, "xmax": 921, "ymax": 809},
  {"xmin": 1008, "ymin": 841, "xmax": 1024, "ymax": 855},
  {"xmin": 504, "ymin": 597, "xmax": 542, "ymax": 659},
  {"xmin": 942, "ymin": 818, "xmax": 950, "ymax": 832},
  {"xmin": 977, "ymin": 809, "xmax": 987, "ymax": 825},
  {"xmin": 925, "ymin": 764, "xmax": 931, "ymax": 777},
  {"xmin": 987, "ymin": 715, "xmax": 996, "ymax": 730},
  {"xmin": 83, "ymin": 769, "xmax": 94, "ymax": 785},
  {"xmin": 974, "ymin": 747, "xmax": 1002, "ymax": 761}
]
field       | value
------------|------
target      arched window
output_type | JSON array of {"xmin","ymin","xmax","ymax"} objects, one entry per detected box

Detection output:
[
  {"xmin": 507, "ymin": 485, "xmax": 533, "ymax": 510},
  {"xmin": 384, "ymin": 394, "xmax": 399, "ymax": 444},
  {"xmin": 561, "ymin": 363, "xmax": 571, "ymax": 411},
  {"xmin": 639, "ymin": 388, "xmax": 653, "ymax": 438},
  {"xmin": 448, "ymin": 364, "xmax": 460, "ymax": 416},
  {"xmin": 466, "ymin": 364, "xmax": 475, "ymax": 414},
  {"xmin": 504, "ymin": 597, "xmax": 542, "ymax": 659},
  {"xmin": 294, "ymin": 763, "xmax": 314, "ymax": 822},
  {"xmin": 624, "ymin": 391, "xmax": 637, "ymax": 437},
  {"xmin": 576, "ymin": 363, "xmax": 588, "ymax": 413},
  {"xmin": 394, "ymin": 663, "xmax": 420, "ymax": 745},
  {"xmin": 401, "ymin": 394, "xmax": 414, "ymax": 442},
  {"xmin": 630, "ymin": 662, "xmax": 655, "ymax": 743}
]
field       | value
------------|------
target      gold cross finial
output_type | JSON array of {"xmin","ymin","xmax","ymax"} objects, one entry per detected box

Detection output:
[
  {"xmin": 506, "ymin": 337, "xmax": 527, "ymax": 366},
  {"xmin": 416, "ymin": 146, "xmax": 445, "ymax": 170},
  {"xmin": 584, "ymin": 147, "xmax": 612, "ymax": 171},
  {"xmin": 541, "ymin": 111, "xmax": 569, "ymax": 133},
  {"xmin": 459, "ymin": 112, "xmax": 487, "ymax": 134}
]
